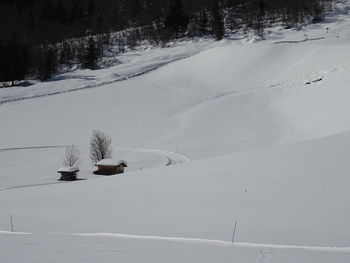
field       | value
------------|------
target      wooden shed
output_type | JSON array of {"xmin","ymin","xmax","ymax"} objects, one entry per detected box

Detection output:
[
  {"xmin": 57, "ymin": 167, "xmax": 79, "ymax": 181},
  {"xmin": 94, "ymin": 159, "xmax": 128, "ymax": 175}
]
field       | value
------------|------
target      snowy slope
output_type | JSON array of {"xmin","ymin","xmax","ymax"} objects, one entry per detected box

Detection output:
[
  {"xmin": 2, "ymin": 20, "xmax": 350, "ymax": 159},
  {"xmin": 1, "ymin": 232, "xmax": 350, "ymax": 263},
  {"xmin": 1, "ymin": 131, "xmax": 350, "ymax": 246},
  {"xmin": 1, "ymin": 1, "xmax": 350, "ymax": 262},
  {"xmin": 0, "ymin": 40, "xmax": 216, "ymax": 105},
  {"xmin": 0, "ymin": 145, "xmax": 189, "ymax": 189}
]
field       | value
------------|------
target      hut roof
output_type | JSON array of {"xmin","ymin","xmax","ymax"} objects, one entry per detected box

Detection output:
[
  {"xmin": 95, "ymin": 159, "xmax": 128, "ymax": 167},
  {"xmin": 57, "ymin": 167, "xmax": 80, "ymax": 173}
]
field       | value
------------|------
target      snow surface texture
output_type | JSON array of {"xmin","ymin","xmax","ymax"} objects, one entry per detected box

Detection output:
[
  {"xmin": 1, "ymin": 231, "xmax": 350, "ymax": 263},
  {"xmin": 0, "ymin": 40, "xmax": 216, "ymax": 105},
  {"xmin": 2, "ymin": 2, "xmax": 350, "ymax": 160},
  {"xmin": 95, "ymin": 159, "xmax": 128, "ymax": 167},
  {"xmin": 1, "ymin": 1, "xmax": 350, "ymax": 262},
  {"xmin": 2, "ymin": 134, "xmax": 350, "ymax": 262},
  {"xmin": 57, "ymin": 167, "xmax": 80, "ymax": 173},
  {"xmin": 0, "ymin": 146, "xmax": 189, "ymax": 189}
]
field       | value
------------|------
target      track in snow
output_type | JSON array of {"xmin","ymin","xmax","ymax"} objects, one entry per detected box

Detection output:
[
  {"xmin": 0, "ymin": 145, "xmax": 190, "ymax": 165},
  {"xmin": 0, "ymin": 181, "xmax": 66, "ymax": 191},
  {"xmin": 122, "ymin": 147, "xmax": 191, "ymax": 165},
  {"xmin": 1, "ymin": 230, "xmax": 349, "ymax": 254},
  {"xmin": 0, "ymin": 145, "xmax": 190, "ymax": 191},
  {"xmin": 274, "ymin": 37, "xmax": 326, "ymax": 44},
  {"xmin": 0, "ymin": 56, "xmax": 190, "ymax": 106},
  {"xmin": 0, "ymin": 145, "xmax": 66, "ymax": 152}
]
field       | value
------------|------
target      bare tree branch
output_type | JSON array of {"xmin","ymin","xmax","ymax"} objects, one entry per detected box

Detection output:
[
  {"xmin": 90, "ymin": 130, "xmax": 113, "ymax": 163},
  {"xmin": 63, "ymin": 144, "xmax": 81, "ymax": 167}
]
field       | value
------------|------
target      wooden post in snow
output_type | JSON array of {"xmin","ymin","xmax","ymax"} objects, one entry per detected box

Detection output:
[
  {"xmin": 10, "ymin": 214, "xmax": 14, "ymax": 232},
  {"xmin": 231, "ymin": 221, "xmax": 237, "ymax": 243}
]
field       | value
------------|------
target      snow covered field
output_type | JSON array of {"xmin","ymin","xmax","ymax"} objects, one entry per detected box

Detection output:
[
  {"xmin": 0, "ymin": 39, "xmax": 216, "ymax": 105},
  {"xmin": 2, "ymin": 231, "xmax": 350, "ymax": 263},
  {"xmin": 1, "ymin": 1, "xmax": 350, "ymax": 262},
  {"xmin": 0, "ymin": 145, "xmax": 189, "ymax": 189},
  {"xmin": 2, "ymin": 133, "xmax": 350, "ymax": 262}
]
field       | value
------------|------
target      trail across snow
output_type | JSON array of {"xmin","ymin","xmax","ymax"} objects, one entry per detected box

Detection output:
[
  {"xmin": 0, "ymin": 145, "xmax": 190, "ymax": 190},
  {"xmin": 1, "ymin": 231, "xmax": 350, "ymax": 263},
  {"xmin": 0, "ymin": 56, "xmax": 189, "ymax": 105},
  {"xmin": 2, "ymin": 2, "xmax": 350, "ymax": 262},
  {"xmin": 0, "ymin": 40, "xmax": 217, "ymax": 105},
  {"xmin": 122, "ymin": 147, "xmax": 191, "ymax": 165},
  {"xmin": 0, "ymin": 145, "xmax": 190, "ymax": 165},
  {"xmin": 76, "ymin": 232, "xmax": 350, "ymax": 253},
  {"xmin": 1, "ymin": 230, "xmax": 350, "ymax": 254}
]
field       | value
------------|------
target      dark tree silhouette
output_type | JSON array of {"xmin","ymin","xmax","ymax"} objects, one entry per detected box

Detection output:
[
  {"xmin": 37, "ymin": 46, "xmax": 58, "ymax": 81},
  {"xmin": 82, "ymin": 37, "xmax": 100, "ymax": 70},
  {"xmin": 1, "ymin": 34, "xmax": 31, "ymax": 85},
  {"xmin": 164, "ymin": 0, "xmax": 189, "ymax": 36},
  {"xmin": 0, "ymin": 0, "xmax": 333, "ymax": 83},
  {"xmin": 211, "ymin": 1, "xmax": 224, "ymax": 40}
]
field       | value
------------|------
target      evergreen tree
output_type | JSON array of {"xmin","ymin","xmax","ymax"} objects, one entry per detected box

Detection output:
[
  {"xmin": 211, "ymin": 1, "xmax": 224, "ymax": 40},
  {"xmin": 259, "ymin": 0, "xmax": 266, "ymax": 17},
  {"xmin": 55, "ymin": 0, "xmax": 67, "ymax": 24},
  {"xmin": 40, "ymin": 0, "xmax": 53, "ymax": 21},
  {"xmin": 199, "ymin": 9, "xmax": 209, "ymax": 35},
  {"xmin": 311, "ymin": 1, "xmax": 326, "ymax": 23},
  {"xmin": 0, "ymin": 0, "xmax": 334, "ymax": 82},
  {"xmin": 164, "ymin": 0, "xmax": 189, "ymax": 36},
  {"xmin": 26, "ymin": 9, "xmax": 35, "ymax": 29},
  {"xmin": 37, "ymin": 46, "xmax": 58, "ymax": 81},
  {"xmin": 129, "ymin": 0, "xmax": 142, "ymax": 21},
  {"xmin": 87, "ymin": 0, "xmax": 96, "ymax": 18},
  {"xmin": 58, "ymin": 41, "xmax": 75, "ymax": 68},
  {"xmin": 0, "ymin": 38, "xmax": 4, "ymax": 81},
  {"xmin": 82, "ymin": 37, "xmax": 99, "ymax": 70},
  {"xmin": 69, "ymin": 2, "xmax": 84, "ymax": 24},
  {"xmin": 17, "ymin": 43, "xmax": 31, "ymax": 81},
  {"xmin": 1, "ymin": 34, "xmax": 30, "ymax": 85}
]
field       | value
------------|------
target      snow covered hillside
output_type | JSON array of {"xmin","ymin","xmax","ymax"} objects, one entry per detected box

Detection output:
[
  {"xmin": 2, "ymin": 131, "xmax": 350, "ymax": 262},
  {"xmin": 1, "ymin": 1, "xmax": 350, "ymax": 262},
  {"xmin": 1, "ymin": 1, "xmax": 350, "ymax": 161},
  {"xmin": 2, "ymin": 231, "xmax": 350, "ymax": 263}
]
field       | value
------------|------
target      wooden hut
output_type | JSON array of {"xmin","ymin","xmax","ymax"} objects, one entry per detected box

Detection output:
[
  {"xmin": 57, "ymin": 167, "xmax": 79, "ymax": 181},
  {"xmin": 94, "ymin": 159, "xmax": 128, "ymax": 175}
]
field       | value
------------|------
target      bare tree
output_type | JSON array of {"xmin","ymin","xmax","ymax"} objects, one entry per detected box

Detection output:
[
  {"xmin": 90, "ymin": 130, "xmax": 113, "ymax": 163},
  {"xmin": 63, "ymin": 144, "xmax": 81, "ymax": 167}
]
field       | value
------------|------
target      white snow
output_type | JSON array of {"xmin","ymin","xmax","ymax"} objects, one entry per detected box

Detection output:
[
  {"xmin": 95, "ymin": 159, "xmax": 127, "ymax": 167},
  {"xmin": 2, "ymin": 1, "xmax": 350, "ymax": 262},
  {"xmin": 2, "ymin": 232, "xmax": 350, "ymax": 263},
  {"xmin": 2, "ymin": 132, "xmax": 350, "ymax": 262},
  {"xmin": 0, "ymin": 39, "xmax": 216, "ymax": 105},
  {"xmin": 57, "ymin": 167, "xmax": 80, "ymax": 173}
]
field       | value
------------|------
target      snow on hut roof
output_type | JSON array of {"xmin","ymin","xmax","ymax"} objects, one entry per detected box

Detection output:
[
  {"xmin": 95, "ymin": 159, "xmax": 128, "ymax": 167},
  {"xmin": 57, "ymin": 167, "xmax": 80, "ymax": 173}
]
